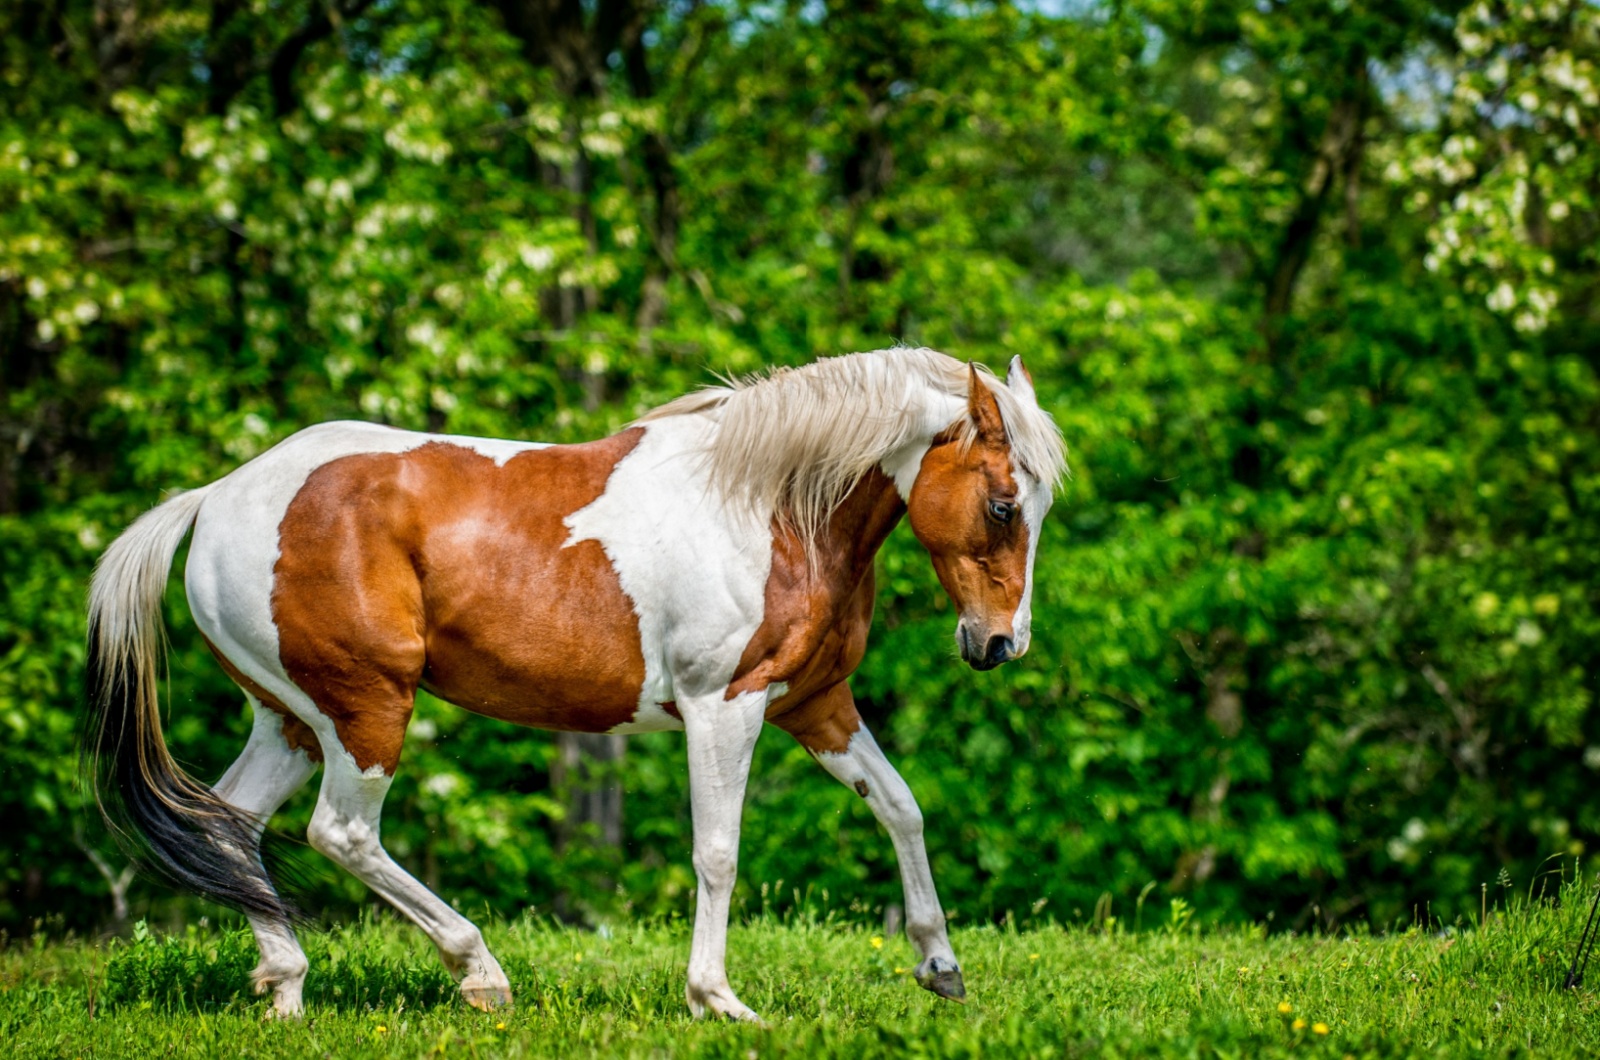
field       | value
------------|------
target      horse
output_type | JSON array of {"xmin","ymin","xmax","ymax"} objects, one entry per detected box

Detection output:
[{"xmin": 83, "ymin": 346, "xmax": 1067, "ymax": 1021}]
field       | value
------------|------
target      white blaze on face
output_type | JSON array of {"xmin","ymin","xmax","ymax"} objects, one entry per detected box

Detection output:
[
  {"xmin": 1001, "ymin": 354, "xmax": 1052, "ymax": 659},
  {"xmin": 1009, "ymin": 464, "xmax": 1051, "ymax": 658}
]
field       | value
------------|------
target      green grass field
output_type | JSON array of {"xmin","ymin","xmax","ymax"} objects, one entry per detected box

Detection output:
[{"xmin": 7, "ymin": 894, "xmax": 1600, "ymax": 1059}]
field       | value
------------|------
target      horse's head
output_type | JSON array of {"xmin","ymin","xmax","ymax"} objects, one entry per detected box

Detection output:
[{"xmin": 907, "ymin": 358, "xmax": 1055, "ymax": 671}]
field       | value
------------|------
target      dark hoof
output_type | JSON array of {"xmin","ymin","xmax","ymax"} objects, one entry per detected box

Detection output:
[{"xmin": 915, "ymin": 957, "xmax": 966, "ymax": 1003}]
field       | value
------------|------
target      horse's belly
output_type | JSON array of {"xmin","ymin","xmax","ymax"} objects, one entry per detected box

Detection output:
[
  {"xmin": 420, "ymin": 618, "xmax": 679, "ymax": 734},
  {"xmin": 418, "ymin": 557, "xmax": 679, "ymax": 735}
]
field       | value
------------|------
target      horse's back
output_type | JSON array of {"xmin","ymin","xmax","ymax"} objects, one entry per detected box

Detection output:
[
  {"xmin": 183, "ymin": 414, "xmax": 797, "ymax": 750},
  {"xmin": 184, "ymin": 420, "xmax": 710, "ymax": 746},
  {"xmin": 186, "ymin": 422, "xmax": 541, "ymax": 641}
]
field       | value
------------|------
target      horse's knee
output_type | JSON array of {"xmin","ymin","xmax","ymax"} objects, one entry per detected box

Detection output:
[
  {"xmin": 305, "ymin": 813, "xmax": 341, "ymax": 858},
  {"xmin": 883, "ymin": 794, "xmax": 923, "ymax": 836},
  {"xmin": 693, "ymin": 838, "xmax": 739, "ymax": 894},
  {"xmin": 307, "ymin": 808, "xmax": 379, "ymax": 865}
]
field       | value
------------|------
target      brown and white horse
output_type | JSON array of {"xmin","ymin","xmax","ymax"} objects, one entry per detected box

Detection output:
[{"xmin": 84, "ymin": 346, "xmax": 1066, "ymax": 1021}]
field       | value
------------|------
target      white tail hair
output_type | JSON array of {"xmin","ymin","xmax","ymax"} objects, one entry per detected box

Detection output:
[
  {"xmin": 83, "ymin": 482, "xmax": 294, "ymax": 921},
  {"xmin": 87, "ymin": 486, "xmax": 212, "ymax": 728}
]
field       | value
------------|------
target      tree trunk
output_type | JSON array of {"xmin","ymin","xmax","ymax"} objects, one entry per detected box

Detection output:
[
  {"xmin": 554, "ymin": 733, "xmax": 627, "ymax": 851},
  {"xmin": 489, "ymin": 0, "xmax": 667, "ymax": 910}
]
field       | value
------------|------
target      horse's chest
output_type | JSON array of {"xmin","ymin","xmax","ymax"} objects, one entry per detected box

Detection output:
[{"xmin": 732, "ymin": 566, "xmax": 877, "ymax": 712}]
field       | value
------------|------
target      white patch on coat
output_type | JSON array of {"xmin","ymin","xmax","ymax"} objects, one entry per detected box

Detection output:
[
  {"xmin": 562, "ymin": 413, "xmax": 774, "ymax": 730},
  {"xmin": 879, "ymin": 392, "xmax": 967, "ymax": 502}
]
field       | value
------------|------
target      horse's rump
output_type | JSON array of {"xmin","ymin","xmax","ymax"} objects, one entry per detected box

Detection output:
[{"xmin": 264, "ymin": 429, "xmax": 659, "ymax": 766}]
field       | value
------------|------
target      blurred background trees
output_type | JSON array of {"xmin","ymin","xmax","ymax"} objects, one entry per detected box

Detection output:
[{"xmin": 3, "ymin": 0, "xmax": 1599, "ymax": 935}]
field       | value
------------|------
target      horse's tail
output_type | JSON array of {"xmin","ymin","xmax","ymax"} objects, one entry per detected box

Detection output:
[{"xmin": 83, "ymin": 484, "xmax": 292, "ymax": 922}]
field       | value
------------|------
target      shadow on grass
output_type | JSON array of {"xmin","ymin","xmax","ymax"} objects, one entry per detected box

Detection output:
[
  {"xmin": 101, "ymin": 923, "xmax": 455, "ymax": 1013},
  {"xmin": 98, "ymin": 918, "xmax": 694, "ymax": 1018}
]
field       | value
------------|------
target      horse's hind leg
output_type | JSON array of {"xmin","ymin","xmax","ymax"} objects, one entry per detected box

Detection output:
[
  {"xmin": 212, "ymin": 698, "xmax": 320, "ymax": 1017},
  {"xmin": 303, "ymin": 707, "xmax": 513, "ymax": 1011}
]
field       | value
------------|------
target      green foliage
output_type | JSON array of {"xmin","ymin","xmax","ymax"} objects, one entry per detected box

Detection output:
[{"xmin": 3, "ymin": 0, "xmax": 1600, "ymax": 940}]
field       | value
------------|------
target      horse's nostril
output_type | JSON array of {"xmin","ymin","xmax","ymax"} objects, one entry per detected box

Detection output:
[{"xmin": 982, "ymin": 635, "xmax": 1013, "ymax": 668}]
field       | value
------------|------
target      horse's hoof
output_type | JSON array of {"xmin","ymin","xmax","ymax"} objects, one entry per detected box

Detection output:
[
  {"xmin": 686, "ymin": 983, "xmax": 764, "ymax": 1023},
  {"xmin": 250, "ymin": 965, "xmax": 307, "ymax": 1019},
  {"xmin": 462, "ymin": 984, "xmax": 513, "ymax": 1012},
  {"xmin": 915, "ymin": 956, "xmax": 966, "ymax": 1002},
  {"xmin": 263, "ymin": 996, "xmax": 305, "ymax": 1020}
]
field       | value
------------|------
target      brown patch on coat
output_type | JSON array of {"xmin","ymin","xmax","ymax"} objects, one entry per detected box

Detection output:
[
  {"xmin": 772, "ymin": 680, "xmax": 864, "ymax": 758},
  {"xmin": 659, "ymin": 700, "xmax": 682, "ymax": 721},
  {"xmin": 201, "ymin": 635, "xmax": 324, "ymax": 764},
  {"xmin": 271, "ymin": 430, "xmax": 647, "ymax": 774},
  {"xmin": 729, "ymin": 469, "xmax": 904, "ymax": 702},
  {"xmin": 731, "ymin": 469, "xmax": 905, "ymax": 755}
]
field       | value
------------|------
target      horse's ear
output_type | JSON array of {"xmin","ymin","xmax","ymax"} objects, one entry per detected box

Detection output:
[
  {"xmin": 967, "ymin": 362, "xmax": 1006, "ymax": 442},
  {"xmin": 1006, "ymin": 355, "xmax": 1037, "ymax": 406}
]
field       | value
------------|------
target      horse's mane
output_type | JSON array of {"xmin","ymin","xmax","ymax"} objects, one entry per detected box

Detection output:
[{"xmin": 638, "ymin": 347, "xmax": 1068, "ymax": 547}]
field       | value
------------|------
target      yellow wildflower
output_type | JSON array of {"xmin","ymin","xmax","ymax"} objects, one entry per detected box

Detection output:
[
  {"xmin": 870, "ymin": 936, "xmax": 884, "ymax": 949},
  {"xmin": 1313, "ymin": 1023, "xmax": 1330, "ymax": 1036},
  {"xmin": 1277, "ymin": 1001, "xmax": 1292, "ymax": 1015},
  {"xmin": 496, "ymin": 1022, "xmax": 507, "ymax": 1031},
  {"xmin": 1292, "ymin": 1018, "xmax": 1307, "ymax": 1031},
  {"xmin": 1029, "ymin": 954, "xmax": 1040, "ymax": 961},
  {"xmin": 375, "ymin": 1025, "xmax": 388, "ymax": 1034}
]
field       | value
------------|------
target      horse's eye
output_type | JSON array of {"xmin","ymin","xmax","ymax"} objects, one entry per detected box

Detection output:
[{"xmin": 987, "ymin": 500, "xmax": 1016, "ymax": 525}]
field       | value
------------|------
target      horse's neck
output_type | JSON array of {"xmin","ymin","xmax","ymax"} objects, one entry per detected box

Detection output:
[
  {"xmin": 878, "ymin": 390, "xmax": 966, "ymax": 500},
  {"xmin": 792, "ymin": 468, "xmax": 908, "ymax": 593},
  {"xmin": 804, "ymin": 390, "xmax": 961, "ymax": 582}
]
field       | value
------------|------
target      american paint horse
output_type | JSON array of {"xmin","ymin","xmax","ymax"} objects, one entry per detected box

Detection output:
[{"xmin": 84, "ymin": 346, "xmax": 1066, "ymax": 1020}]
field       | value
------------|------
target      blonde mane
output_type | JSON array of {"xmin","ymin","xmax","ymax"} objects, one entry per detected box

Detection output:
[{"xmin": 639, "ymin": 347, "xmax": 1068, "ymax": 548}]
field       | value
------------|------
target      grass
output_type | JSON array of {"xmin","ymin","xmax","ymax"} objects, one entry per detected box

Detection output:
[{"xmin": 6, "ymin": 893, "xmax": 1600, "ymax": 1058}]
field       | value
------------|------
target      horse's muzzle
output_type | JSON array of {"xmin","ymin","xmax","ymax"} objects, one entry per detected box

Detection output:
[{"xmin": 959, "ymin": 626, "xmax": 1015, "ymax": 671}]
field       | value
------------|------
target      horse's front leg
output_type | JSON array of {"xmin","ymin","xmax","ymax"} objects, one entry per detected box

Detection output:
[
  {"xmin": 680, "ymin": 689, "xmax": 768, "ymax": 1021},
  {"xmin": 775, "ymin": 682, "xmax": 965, "ymax": 1002}
]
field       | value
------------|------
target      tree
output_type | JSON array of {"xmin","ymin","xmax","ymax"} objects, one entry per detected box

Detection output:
[{"xmin": 4, "ymin": 0, "xmax": 1600, "ymax": 936}]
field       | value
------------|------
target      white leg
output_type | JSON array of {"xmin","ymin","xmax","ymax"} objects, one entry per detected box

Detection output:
[
  {"xmin": 813, "ymin": 726, "xmax": 965, "ymax": 1000},
  {"xmin": 681, "ymin": 690, "xmax": 767, "ymax": 1021},
  {"xmin": 212, "ymin": 701, "xmax": 320, "ymax": 1017},
  {"xmin": 306, "ymin": 753, "xmax": 512, "ymax": 1010}
]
